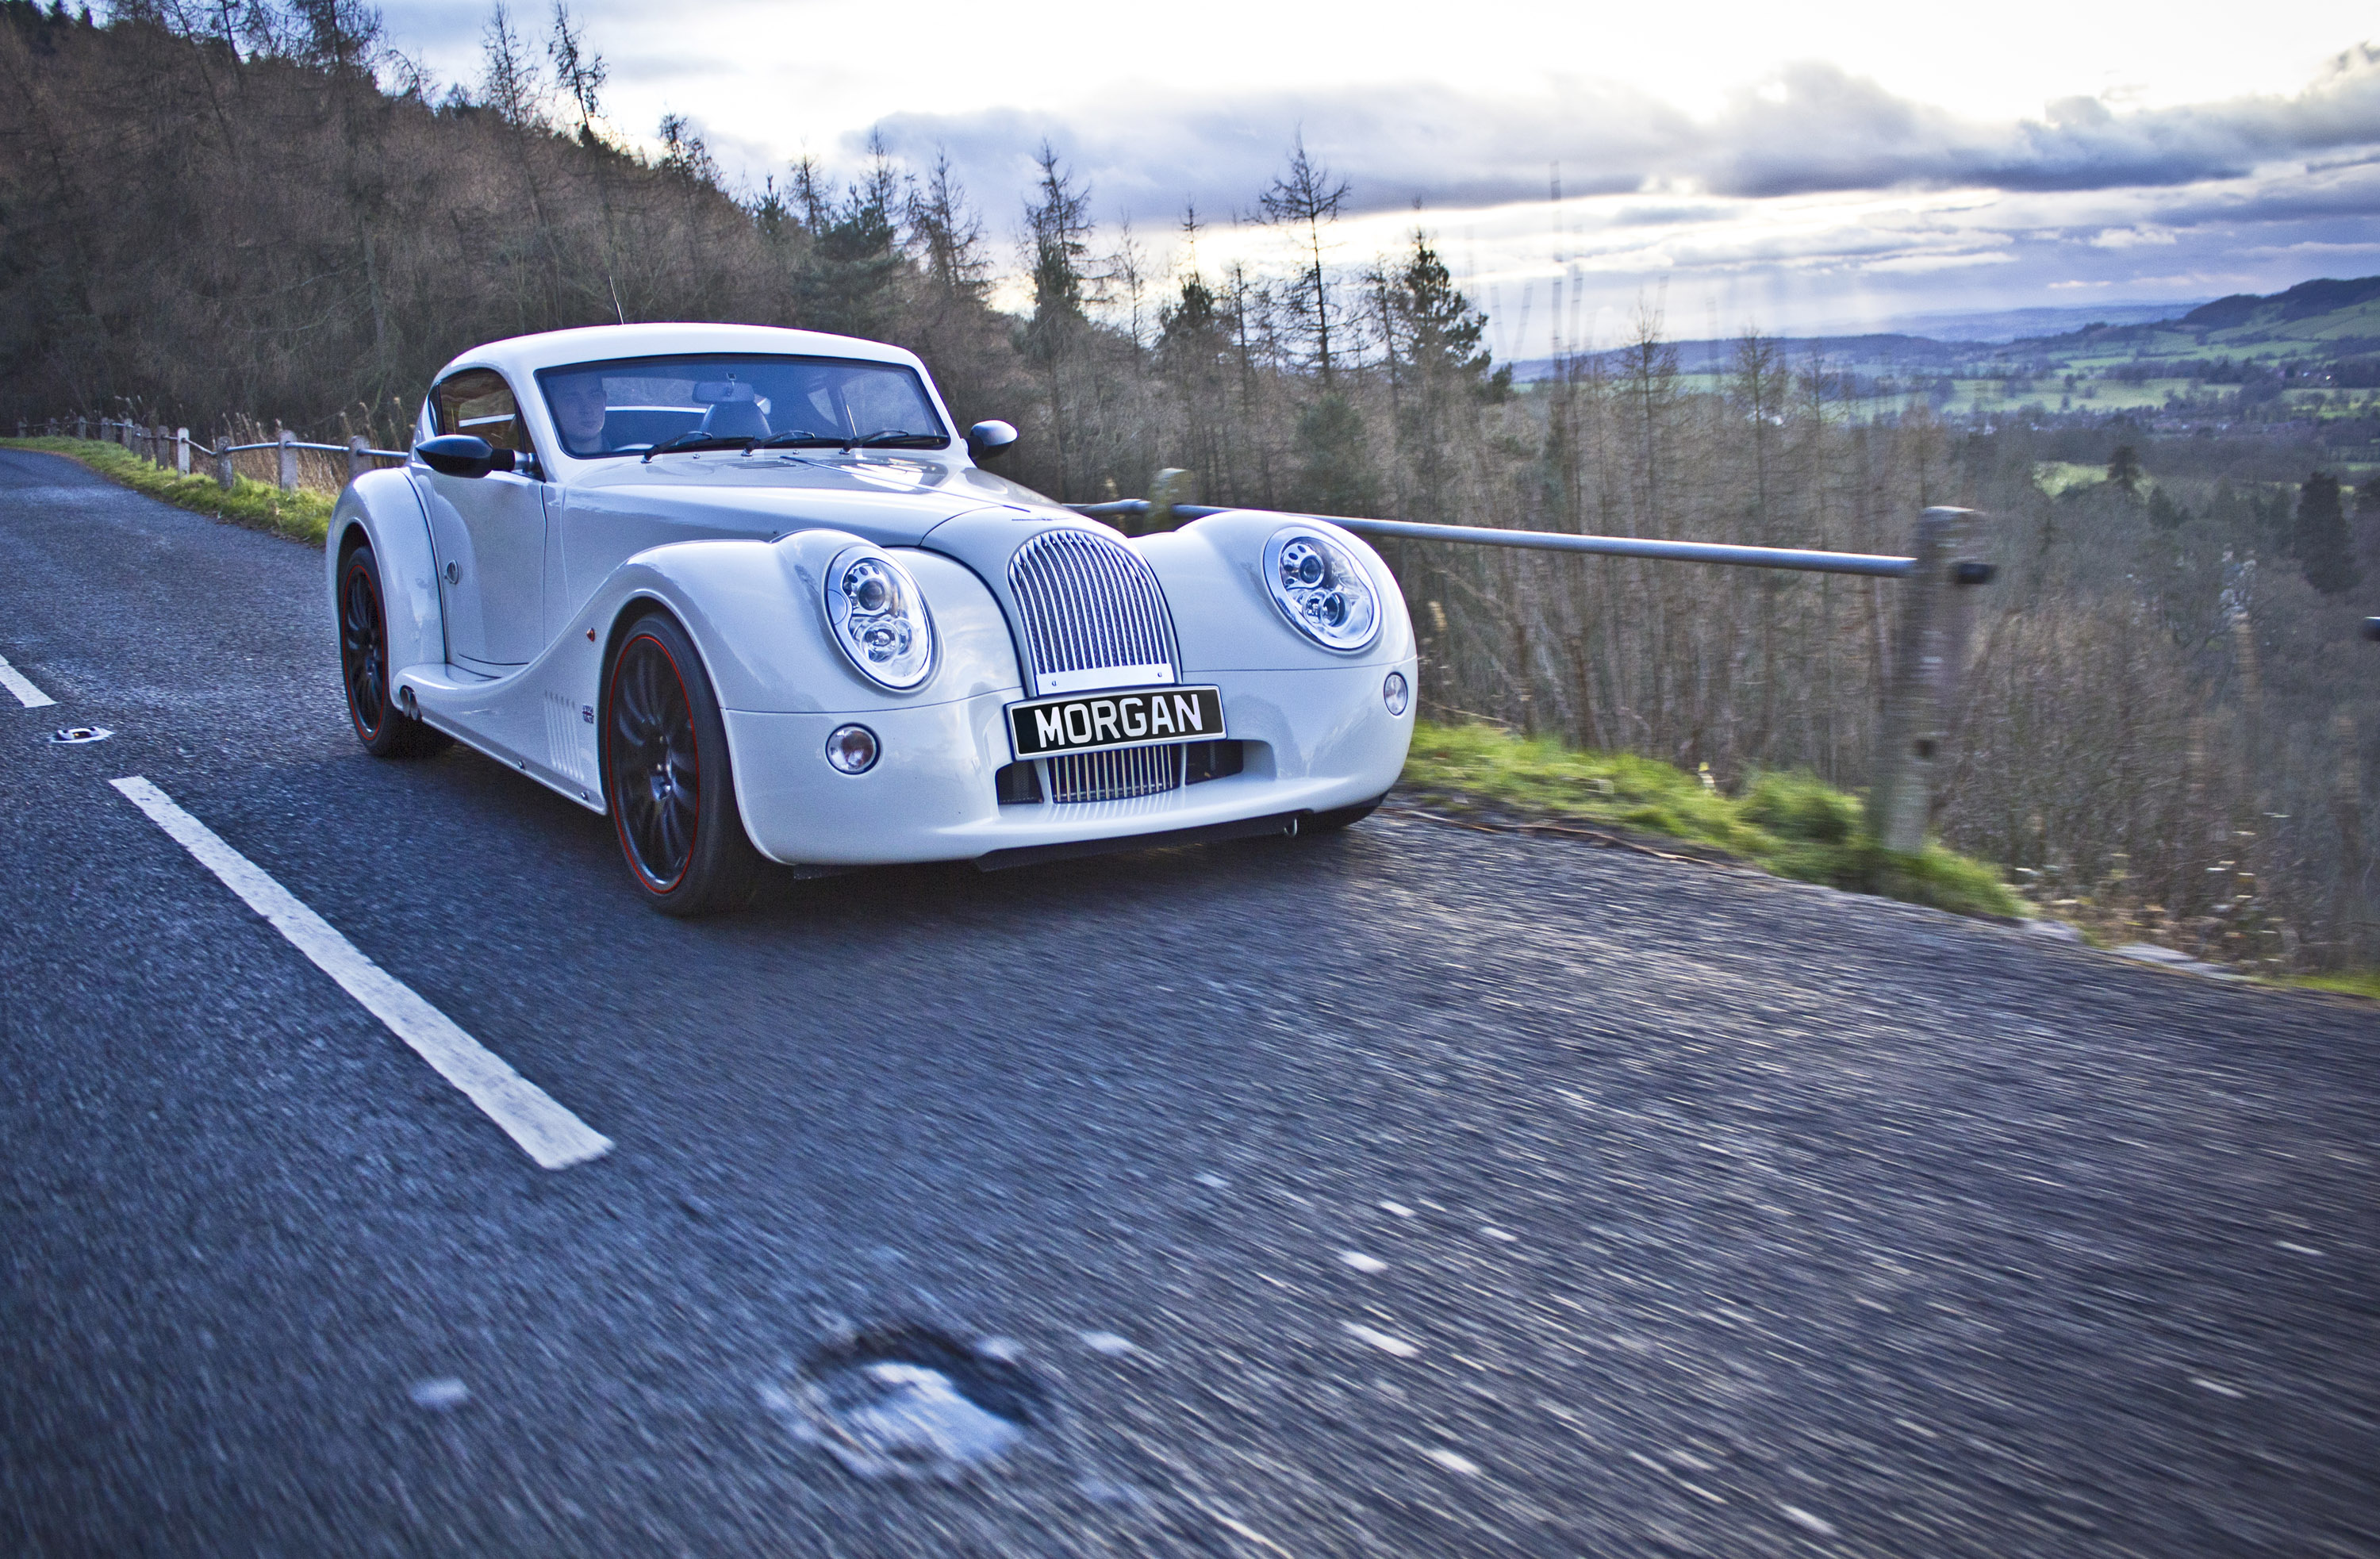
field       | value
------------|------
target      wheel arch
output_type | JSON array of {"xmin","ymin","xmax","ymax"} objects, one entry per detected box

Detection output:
[{"xmin": 326, "ymin": 468, "xmax": 445, "ymax": 674}]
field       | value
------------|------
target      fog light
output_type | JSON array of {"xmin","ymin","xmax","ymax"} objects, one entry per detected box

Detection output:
[
  {"xmin": 825, "ymin": 724, "xmax": 879, "ymax": 774},
  {"xmin": 1382, "ymin": 670, "xmax": 1410, "ymax": 716}
]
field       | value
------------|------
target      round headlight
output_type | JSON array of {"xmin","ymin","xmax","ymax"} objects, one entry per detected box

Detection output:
[
  {"xmin": 823, "ymin": 546, "xmax": 936, "ymax": 690},
  {"xmin": 1263, "ymin": 528, "xmax": 1380, "ymax": 653}
]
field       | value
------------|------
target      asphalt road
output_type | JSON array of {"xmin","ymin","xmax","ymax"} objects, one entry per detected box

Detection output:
[{"xmin": 3, "ymin": 447, "xmax": 2376, "ymax": 1557}]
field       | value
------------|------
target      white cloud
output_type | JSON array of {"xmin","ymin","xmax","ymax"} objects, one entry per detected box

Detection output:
[
  {"xmin": 375, "ymin": 1, "xmax": 2380, "ymax": 349},
  {"xmin": 2089, "ymin": 227, "xmax": 2182, "ymax": 248}
]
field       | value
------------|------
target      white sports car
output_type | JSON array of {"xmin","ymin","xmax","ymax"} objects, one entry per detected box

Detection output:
[{"xmin": 328, "ymin": 323, "xmax": 1417, "ymax": 913}]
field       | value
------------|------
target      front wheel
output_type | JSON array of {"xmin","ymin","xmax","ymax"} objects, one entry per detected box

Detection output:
[
  {"xmin": 602, "ymin": 612, "xmax": 765, "ymax": 916},
  {"xmin": 338, "ymin": 543, "xmax": 450, "ymax": 758}
]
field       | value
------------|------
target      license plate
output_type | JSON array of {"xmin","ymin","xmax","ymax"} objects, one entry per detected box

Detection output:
[{"xmin": 1007, "ymin": 685, "xmax": 1225, "ymax": 760}]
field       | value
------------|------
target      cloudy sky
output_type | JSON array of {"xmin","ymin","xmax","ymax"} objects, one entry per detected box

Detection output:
[{"xmin": 378, "ymin": 0, "xmax": 2380, "ymax": 352}]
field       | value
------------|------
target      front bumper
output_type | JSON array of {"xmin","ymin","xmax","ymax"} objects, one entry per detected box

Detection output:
[{"xmin": 724, "ymin": 659, "xmax": 1416, "ymax": 866}]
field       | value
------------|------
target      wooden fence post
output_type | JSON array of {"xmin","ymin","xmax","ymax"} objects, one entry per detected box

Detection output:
[
  {"xmin": 276, "ymin": 425, "xmax": 297, "ymax": 493},
  {"xmin": 72, "ymin": 415, "xmax": 83, "ymax": 440},
  {"xmin": 176, "ymin": 427, "xmax": 190, "ymax": 474},
  {"xmin": 348, "ymin": 436, "xmax": 369, "ymax": 484},
  {"xmin": 1868, "ymin": 506, "xmax": 1990, "ymax": 854},
  {"xmin": 217, "ymin": 443, "xmax": 235, "ymax": 490}
]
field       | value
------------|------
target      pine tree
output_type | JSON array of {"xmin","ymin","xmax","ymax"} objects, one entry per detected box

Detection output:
[
  {"xmin": 2297, "ymin": 470, "xmax": 2356, "ymax": 595},
  {"xmin": 1390, "ymin": 231, "xmax": 1495, "ymax": 524},
  {"xmin": 790, "ymin": 148, "xmax": 904, "ymax": 341},
  {"xmin": 2106, "ymin": 444, "xmax": 2142, "ymax": 495},
  {"xmin": 1296, "ymin": 393, "xmax": 1376, "ymax": 516}
]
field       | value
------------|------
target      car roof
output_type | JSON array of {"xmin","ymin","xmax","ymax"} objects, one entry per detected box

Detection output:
[{"xmin": 432, "ymin": 322, "xmax": 928, "ymax": 385}]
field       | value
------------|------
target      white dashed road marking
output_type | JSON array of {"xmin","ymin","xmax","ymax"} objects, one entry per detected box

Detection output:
[
  {"xmin": 0, "ymin": 652, "xmax": 57, "ymax": 708},
  {"xmin": 1342, "ymin": 1322, "xmax": 1419, "ymax": 1358},
  {"xmin": 110, "ymin": 776, "xmax": 612, "ymax": 1169}
]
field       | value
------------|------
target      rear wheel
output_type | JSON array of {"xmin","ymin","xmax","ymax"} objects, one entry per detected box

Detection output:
[
  {"xmin": 602, "ymin": 612, "xmax": 765, "ymax": 916},
  {"xmin": 338, "ymin": 543, "xmax": 449, "ymax": 758}
]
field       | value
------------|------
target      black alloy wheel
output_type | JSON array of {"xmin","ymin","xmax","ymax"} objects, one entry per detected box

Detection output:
[
  {"xmin": 338, "ymin": 542, "xmax": 448, "ymax": 758},
  {"xmin": 602, "ymin": 613, "xmax": 764, "ymax": 916}
]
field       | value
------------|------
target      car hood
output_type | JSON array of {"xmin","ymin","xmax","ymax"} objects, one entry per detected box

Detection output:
[{"xmin": 565, "ymin": 451, "xmax": 1072, "ymax": 547}]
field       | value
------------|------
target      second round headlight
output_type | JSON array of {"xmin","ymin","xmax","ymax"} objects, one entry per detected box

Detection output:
[
  {"xmin": 823, "ymin": 546, "xmax": 936, "ymax": 690},
  {"xmin": 1263, "ymin": 528, "xmax": 1380, "ymax": 652}
]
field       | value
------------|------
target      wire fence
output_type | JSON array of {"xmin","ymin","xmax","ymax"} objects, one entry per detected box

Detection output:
[{"xmin": 14, "ymin": 413, "xmax": 407, "ymax": 494}]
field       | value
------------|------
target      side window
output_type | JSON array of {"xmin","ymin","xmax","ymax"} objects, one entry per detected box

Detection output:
[{"xmin": 434, "ymin": 369, "xmax": 532, "ymax": 454}]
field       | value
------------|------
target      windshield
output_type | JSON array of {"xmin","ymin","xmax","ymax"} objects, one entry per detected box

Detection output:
[{"xmin": 535, "ymin": 354, "xmax": 950, "ymax": 459}]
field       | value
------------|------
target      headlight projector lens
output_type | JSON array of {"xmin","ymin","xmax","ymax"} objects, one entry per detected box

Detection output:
[
  {"xmin": 823, "ymin": 546, "xmax": 937, "ymax": 690},
  {"xmin": 1262, "ymin": 528, "xmax": 1381, "ymax": 652},
  {"xmin": 825, "ymin": 724, "xmax": 880, "ymax": 774},
  {"xmin": 1383, "ymin": 670, "xmax": 1410, "ymax": 716}
]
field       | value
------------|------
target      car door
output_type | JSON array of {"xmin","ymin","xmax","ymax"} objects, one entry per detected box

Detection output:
[{"xmin": 414, "ymin": 368, "xmax": 549, "ymax": 669}]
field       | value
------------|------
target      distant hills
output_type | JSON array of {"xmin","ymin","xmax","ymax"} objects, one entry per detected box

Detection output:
[
  {"xmin": 2175, "ymin": 276, "xmax": 2380, "ymax": 332},
  {"xmin": 1514, "ymin": 275, "xmax": 2380, "ymax": 382},
  {"xmin": 1807, "ymin": 301, "xmax": 2206, "ymax": 345}
]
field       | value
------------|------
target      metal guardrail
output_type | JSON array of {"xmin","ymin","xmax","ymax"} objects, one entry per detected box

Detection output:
[
  {"xmin": 1075, "ymin": 490, "xmax": 1993, "ymax": 854},
  {"xmin": 1073, "ymin": 500, "xmax": 1918, "ymax": 578},
  {"xmin": 14, "ymin": 414, "xmax": 409, "ymax": 491}
]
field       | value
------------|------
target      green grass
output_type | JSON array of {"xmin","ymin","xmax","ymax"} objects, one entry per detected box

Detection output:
[
  {"xmin": 1, "ymin": 436, "xmax": 332, "ymax": 543},
  {"xmin": 2033, "ymin": 460, "xmax": 2107, "ymax": 496},
  {"xmin": 1400, "ymin": 720, "xmax": 2022, "ymax": 920},
  {"xmin": 2281, "ymin": 970, "xmax": 2380, "ymax": 1001}
]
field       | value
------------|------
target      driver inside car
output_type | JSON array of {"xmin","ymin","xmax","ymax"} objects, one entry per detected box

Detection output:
[{"xmin": 550, "ymin": 374, "xmax": 611, "ymax": 454}]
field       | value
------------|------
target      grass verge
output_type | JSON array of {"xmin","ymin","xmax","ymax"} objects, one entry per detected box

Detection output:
[
  {"xmin": 2, "ymin": 437, "xmax": 332, "ymax": 543},
  {"xmin": 1399, "ymin": 720, "xmax": 2022, "ymax": 920},
  {"xmin": 2280, "ymin": 970, "xmax": 2380, "ymax": 1001}
]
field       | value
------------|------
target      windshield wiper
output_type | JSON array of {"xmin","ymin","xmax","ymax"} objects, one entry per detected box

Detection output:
[
  {"xmin": 851, "ymin": 429, "xmax": 950, "ymax": 450},
  {"xmin": 746, "ymin": 430, "xmax": 846, "ymax": 452},
  {"xmin": 642, "ymin": 432, "xmax": 755, "ymax": 463}
]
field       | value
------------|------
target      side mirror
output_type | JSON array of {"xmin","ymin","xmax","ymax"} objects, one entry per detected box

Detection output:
[
  {"xmin": 416, "ymin": 434, "xmax": 516, "ymax": 478},
  {"xmin": 966, "ymin": 420, "xmax": 1019, "ymax": 463}
]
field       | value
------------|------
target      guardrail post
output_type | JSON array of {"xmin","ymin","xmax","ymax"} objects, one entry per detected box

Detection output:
[
  {"xmin": 276, "ymin": 425, "xmax": 296, "ymax": 493},
  {"xmin": 176, "ymin": 427, "xmax": 190, "ymax": 474},
  {"xmin": 217, "ymin": 444, "xmax": 235, "ymax": 490},
  {"xmin": 348, "ymin": 436, "xmax": 369, "ymax": 483},
  {"xmin": 1868, "ymin": 505, "xmax": 1990, "ymax": 853}
]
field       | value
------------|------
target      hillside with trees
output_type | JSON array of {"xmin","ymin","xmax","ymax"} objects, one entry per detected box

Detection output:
[{"xmin": 2, "ymin": 0, "xmax": 2375, "ymax": 975}]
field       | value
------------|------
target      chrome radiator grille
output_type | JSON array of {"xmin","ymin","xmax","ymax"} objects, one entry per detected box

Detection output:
[
  {"xmin": 1007, "ymin": 529, "xmax": 1179, "ymax": 690},
  {"xmin": 1046, "ymin": 743, "xmax": 1184, "ymax": 804}
]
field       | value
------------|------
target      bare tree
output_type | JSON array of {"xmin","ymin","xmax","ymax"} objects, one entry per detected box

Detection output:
[{"xmin": 1258, "ymin": 133, "xmax": 1350, "ymax": 385}]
